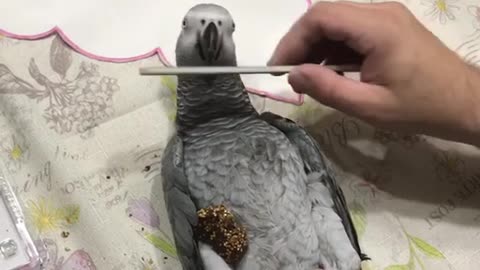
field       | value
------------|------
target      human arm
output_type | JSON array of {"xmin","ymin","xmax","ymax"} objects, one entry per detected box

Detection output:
[{"xmin": 268, "ymin": 1, "xmax": 480, "ymax": 146}]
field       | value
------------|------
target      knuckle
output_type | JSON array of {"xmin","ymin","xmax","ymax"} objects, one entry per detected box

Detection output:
[
  {"xmin": 363, "ymin": 103, "xmax": 397, "ymax": 126},
  {"xmin": 310, "ymin": 1, "xmax": 337, "ymax": 20},
  {"xmin": 309, "ymin": 1, "xmax": 324, "ymax": 17},
  {"xmin": 319, "ymin": 77, "xmax": 343, "ymax": 104},
  {"xmin": 386, "ymin": 1, "xmax": 408, "ymax": 13},
  {"xmin": 359, "ymin": 108, "xmax": 383, "ymax": 125},
  {"xmin": 387, "ymin": 2, "xmax": 411, "ymax": 21},
  {"xmin": 311, "ymin": 0, "xmax": 331, "ymax": 10},
  {"xmin": 376, "ymin": 2, "xmax": 412, "ymax": 33}
]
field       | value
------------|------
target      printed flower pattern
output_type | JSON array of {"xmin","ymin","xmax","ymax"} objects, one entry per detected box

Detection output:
[
  {"xmin": 457, "ymin": 6, "xmax": 480, "ymax": 67},
  {"xmin": 126, "ymin": 196, "xmax": 177, "ymax": 259},
  {"xmin": 159, "ymin": 75, "xmax": 177, "ymax": 121},
  {"xmin": 0, "ymin": 2, "xmax": 479, "ymax": 268},
  {"xmin": 126, "ymin": 197, "xmax": 160, "ymax": 229},
  {"xmin": 289, "ymin": 100, "xmax": 328, "ymax": 127},
  {"xmin": 0, "ymin": 35, "xmax": 119, "ymax": 138},
  {"xmin": 27, "ymin": 197, "xmax": 65, "ymax": 233},
  {"xmin": 34, "ymin": 238, "xmax": 97, "ymax": 270},
  {"xmin": 433, "ymin": 151, "xmax": 467, "ymax": 184},
  {"xmin": 40, "ymin": 60, "xmax": 119, "ymax": 136},
  {"xmin": 122, "ymin": 254, "xmax": 162, "ymax": 270},
  {"xmin": 384, "ymin": 217, "xmax": 447, "ymax": 270},
  {"xmin": 421, "ymin": 0, "xmax": 460, "ymax": 24},
  {"xmin": 0, "ymin": 132, "xmax": 30, "ymax": 174},
  {"xmin": 468, "ymin": 5, "xmax": 480, "ymax": 31},
  {"xmin": 139, "ymin": 257, "xmax": 159, "ymax": 270},
  {"xmin": 0, "ymin": 34, "xmax": 20, "ymax": 47},
  {"xmin": 26, "ymin": 197, "xmax": 81, "ymax": 233},
  {"xmin": 349, "ymin": 200, "xmax": 367, "ymax": 239},
  {"xmin": 349, "ymin": 169, "xmax": 394, "ymax": 205}
]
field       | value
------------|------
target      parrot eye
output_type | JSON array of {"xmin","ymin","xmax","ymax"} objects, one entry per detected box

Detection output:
[
  {"xmin": 201, "ymin": 19, "xmax": 206, "ymax": 25},
  {"xmin": 182, "ymin": 20, "xmax": 187, "ymax": 28},
  {"xmin": 232, "ymin": 22, "xmax": 236, "ymax": 31}
]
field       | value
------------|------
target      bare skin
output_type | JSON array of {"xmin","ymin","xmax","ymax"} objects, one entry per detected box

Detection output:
[{"xmin": 268, "ymin": 1, "xmax": 480, "ymax": 147}]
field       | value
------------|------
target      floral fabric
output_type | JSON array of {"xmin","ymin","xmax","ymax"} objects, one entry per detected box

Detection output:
[{"xmin": 1, "ymin": 0, "xmax": 480, "ymax": 269}]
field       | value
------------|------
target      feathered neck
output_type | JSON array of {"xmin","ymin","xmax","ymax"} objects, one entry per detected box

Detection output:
[{"xmin": 175, "ymin": 73, "xmax": 257, "ymax": 133}]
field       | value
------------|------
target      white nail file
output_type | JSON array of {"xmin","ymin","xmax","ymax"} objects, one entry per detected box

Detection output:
[
  {"xmin": 139, "ymin": 65, "xmax": 360, "ymax": 75},
  {"xmin": 0, "ymin": 177, "xmax": 42, "ymax": 270}
]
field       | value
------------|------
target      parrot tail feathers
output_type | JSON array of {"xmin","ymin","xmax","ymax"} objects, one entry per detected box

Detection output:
[
  {"xmin": 360, "ymin": 253, "xmax": 371, "ymax": 261},
  {"xmin": 161, "ymin": 136, "xmax": 205, "ymax": 270},
  {"xmin": 258, "ymin": 111, "xmax": 369, "ymax": 262}
]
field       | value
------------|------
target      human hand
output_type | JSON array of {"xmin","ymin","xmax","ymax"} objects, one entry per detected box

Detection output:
[{"xmin": 269, "ymin": 1, "xmax": 480, "ymax": 146}]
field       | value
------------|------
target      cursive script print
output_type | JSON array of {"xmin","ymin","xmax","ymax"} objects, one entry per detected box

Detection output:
[
  {"xmin": 313, "ymin": 117, "xmax": 362, "ymax": 149},
  {"xmin": 54, "ymin": 145, "xmax": 88, "ymax": 161},
  {"xmin": 62, "ymin": 167, "xmax": 127, "ymax": 194},
  {"xmin": 14, "ymin": 161, "xmax": 52, "ymax": 194},
  {"xmin": 373, "ymin": 129, "xmax": 425, "ymax": 148},
  {"xmin": 0, "ymin": 35, "xmax": 120, "ymax": 138},
  {"xmin": 425, "ymin": 172, "xmax": 480, "ymax": 228},
  {"xmin": 62, "ymin": 166, "xmax": 129, "ymax": 210}
]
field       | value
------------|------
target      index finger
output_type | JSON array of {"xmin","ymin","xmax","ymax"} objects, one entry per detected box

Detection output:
[{"xmin": 268, "ymin": 1, "xmax": 379, "ymax": 66}]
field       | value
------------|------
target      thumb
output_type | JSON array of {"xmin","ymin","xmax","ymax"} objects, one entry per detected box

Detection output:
[{"xmin": 288, "ymin": 64, "xmax": 385, "ymax": 117}]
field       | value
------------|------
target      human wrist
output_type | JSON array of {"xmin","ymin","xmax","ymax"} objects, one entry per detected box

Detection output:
[{"xmin": 460, "ymin": 64, "xmax": 480, "ymax": 147}]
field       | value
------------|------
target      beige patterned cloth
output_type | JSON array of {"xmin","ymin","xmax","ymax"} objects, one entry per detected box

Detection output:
[{"xmin": 1, "ymin": 0, "xmax": 480, "ymax": 269}]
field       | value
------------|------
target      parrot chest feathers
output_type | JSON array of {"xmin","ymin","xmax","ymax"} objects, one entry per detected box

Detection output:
[
  {"xmin": 181, "ymin": 117, "xmax": 327, "ymax": 263},
  {"xmin": 183, "ymin": 116, "xmax": 306, "ymax": 206}
]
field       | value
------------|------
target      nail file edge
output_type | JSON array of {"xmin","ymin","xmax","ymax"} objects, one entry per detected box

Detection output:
[{"xmin": 139, "ymin": 65, "xmax": 360, "ymax": 75}]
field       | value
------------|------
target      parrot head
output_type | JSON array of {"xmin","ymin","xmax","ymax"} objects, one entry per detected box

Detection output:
[{"xmin": 175, "ymin": 4, "xmax": 237, "ymax": 66}]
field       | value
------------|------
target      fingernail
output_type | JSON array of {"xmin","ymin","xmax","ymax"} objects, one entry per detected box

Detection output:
[{"xmin": 288, "ymin": 67, "xmax": 312, "ymax": 94}]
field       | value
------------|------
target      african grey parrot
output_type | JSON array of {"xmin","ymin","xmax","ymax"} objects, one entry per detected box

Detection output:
[{"xmin": 161, "ymin": 3, "xmax": 368, "ymax": 270}]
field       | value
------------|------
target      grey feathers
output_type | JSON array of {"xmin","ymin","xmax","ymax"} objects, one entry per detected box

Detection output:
[
  {"xmin": 160, "ymin": 3, "xmax": 366, "ymax": 270},
  {"xmin": 259, "ymin": 111, "xmax": 368, "ymax": 261},
  {"xmin": 161, "ymin": 136, "xmax": 204, "ymax": 270}
]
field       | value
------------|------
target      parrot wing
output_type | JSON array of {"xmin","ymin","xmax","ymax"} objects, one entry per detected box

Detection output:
[
  {"xmin": 161, "ymin": 135, "xmax": 205, "ymax": 270},
  {"xmin": 259, "ymin": 111, "xmax": 369, "ymax": 261}
]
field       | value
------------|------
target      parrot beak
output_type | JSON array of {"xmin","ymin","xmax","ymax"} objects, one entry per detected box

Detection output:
[{"xmin": 198, "ymin": 22, "xmax": 222, "ymax": 64}]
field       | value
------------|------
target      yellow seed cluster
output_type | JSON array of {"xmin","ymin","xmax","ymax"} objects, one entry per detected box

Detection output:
[{"xmin": 194, "ymin": 204, "xmax": 248, "ymax": 266}]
